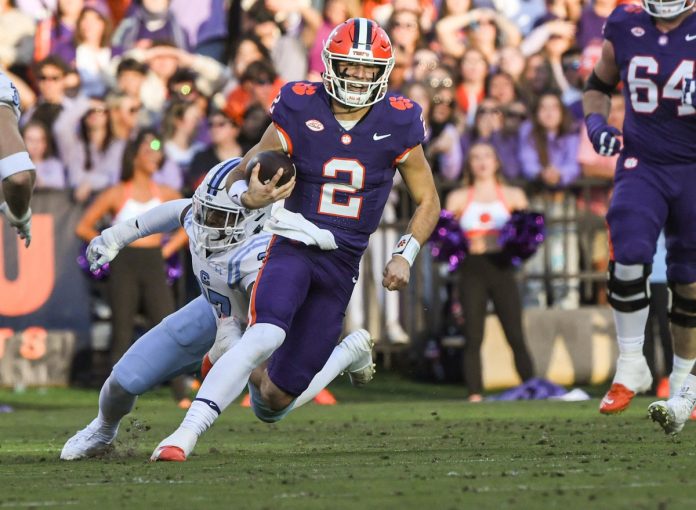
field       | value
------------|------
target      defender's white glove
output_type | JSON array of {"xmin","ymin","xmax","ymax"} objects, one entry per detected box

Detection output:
[
  {"xmin": 682, "ymin": 77, "xmax": 696, "ymax": 106},
  {"xmin": 86, "ymin": 235, "xmax": 120, "ymax": 272},
  {"xmin": 0, "ymin": 202, "xmax": 31, "ymax": 247},
  {"xmin": 86, "ymin": 218, "xmax": 140, "ymax": 271}
]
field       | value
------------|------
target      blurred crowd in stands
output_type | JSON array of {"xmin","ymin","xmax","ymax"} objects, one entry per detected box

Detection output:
[{"xmin": 1, "ymin": 0, "xmax": 637, "ymax": 353}]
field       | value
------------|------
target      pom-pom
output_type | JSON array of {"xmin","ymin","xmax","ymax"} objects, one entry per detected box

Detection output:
[
  {"xmin": 428, "ymin": 210, "xmax": 469, "ymax": 272},
  {"xmin": 498, "ymin": 211, "xmax": 545, "ymax": 266},
  {"xmin": 165, "ymin": 252, "xmax": 184, "ymax": 286}
]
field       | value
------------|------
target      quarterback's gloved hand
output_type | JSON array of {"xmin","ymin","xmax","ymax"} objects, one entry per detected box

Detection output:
[
  {"xmin": 86, "ymin": 235, "xmax": 120, "ymax": 272},
  {"xmin": 0, "ymin": 202, "xmax": 31, "ymax": 247},
  {"xmin": 682, "ymin": 77, "xmax": 696, "ymax": 106},
  {"xmin": 585, "ymin": 113, "xmax": 622, "ymax": 157}
]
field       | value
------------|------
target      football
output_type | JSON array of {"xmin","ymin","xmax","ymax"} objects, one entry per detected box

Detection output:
[{"xmin": 246, "ymin": 150, "xmax": 296, "ymax": 187}]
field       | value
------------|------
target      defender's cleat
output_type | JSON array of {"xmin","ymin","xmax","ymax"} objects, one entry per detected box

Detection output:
[
  {"xmin": 151, "ymin": 446, "xmax": 186, "ymax": 462},
  {"xmin": 648, "ymin": 397, "xmax": 694, "ymax": 435},
  {"xmin": 600, "ymin": 383, "xmax": 637, "ymax": 414},
  {"xmin": 240, "ymin": 393, "xmax": 251, "ymax": 407},
  {"xmin": 341, "ymin": 329, "xmax": 375, "ymax": 387},
  {"xmin": 60, "ymin": 418, "xmax": 117, "ymax": 460},
  {"xmin": 200, "ymin": 353, "xmax": 213, "ymax": 380}
]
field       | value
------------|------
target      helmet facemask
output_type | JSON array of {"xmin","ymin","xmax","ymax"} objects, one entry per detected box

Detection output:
[
  {"xmin": 641, "ymin": 0, "xmax": 695, "ymax": 18},
  {"xmin": 322, "ymin": 52, "xmax": 394, "ymax": 108},
  {"xmin": 192, "ymin": 193, "xmax": 249, "ymax": 252}
]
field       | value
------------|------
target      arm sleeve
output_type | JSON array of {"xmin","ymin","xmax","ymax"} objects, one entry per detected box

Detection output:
[{"xmin": 134, "ymin": 198, "xmax": 191, "ymax": 235}]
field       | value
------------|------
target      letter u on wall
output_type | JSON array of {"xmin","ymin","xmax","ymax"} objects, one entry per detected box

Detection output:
[{"xmin": 0, "ymin": 215, "xmax": 55, "ymax": 316}]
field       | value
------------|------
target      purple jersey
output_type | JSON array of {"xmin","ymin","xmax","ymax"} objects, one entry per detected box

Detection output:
[
  {"xmin": 270, "ymin": 81, "xmax": 426, "ymax": 256},
  {"xmin": 605, "ymin": 5, "xmax": 696, "ymax": 165}
]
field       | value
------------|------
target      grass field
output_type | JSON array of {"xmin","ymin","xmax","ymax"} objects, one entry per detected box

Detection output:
[{"xmin": 0, "ymin": 374, "xmax": 693, "ymax": 510}]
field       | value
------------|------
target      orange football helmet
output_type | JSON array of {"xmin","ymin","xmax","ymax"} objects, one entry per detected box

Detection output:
[{"xmin": 321, "ymin": 18, "xmax": 395, "ymax": 108}]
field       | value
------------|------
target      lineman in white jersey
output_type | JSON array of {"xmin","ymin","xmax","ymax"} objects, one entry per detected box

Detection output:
[
  {"xmin": 0, "ymin": 71, "xmax": 35, "ymax": 246},
  {"xmin": 61, "ymin": 157, "xmax": 375, "ymax": 460}
]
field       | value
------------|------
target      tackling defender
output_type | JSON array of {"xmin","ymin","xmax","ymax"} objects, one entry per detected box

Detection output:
[
  {"xmin": 60, "ymin": 158, "xmax": 376, "ymax": 460},
  {"xmin": 151, "ymin": 18, "xmax": 440, "ymax": 461},
  {"xmin": 0, "ymin": 71, "xmax": 35, "ymax": 246},
  {"xmin": 582, "ymin": 0, "xmax": 696, "ymax": 430}
]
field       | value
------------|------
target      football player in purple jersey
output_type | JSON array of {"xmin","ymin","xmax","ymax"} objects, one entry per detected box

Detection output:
[
  {"xmin": 582, "ymin": 0, "xmax": 696, "ymax": 431},
  {"xmin": 151, "ymin": 18, "xmax": 440, "ymax": 461}
]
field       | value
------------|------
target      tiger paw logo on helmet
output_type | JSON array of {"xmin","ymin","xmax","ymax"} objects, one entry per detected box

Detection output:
[
  {"xmin": 389, "ymin": 96, "xmax": 413, "ymax": 111},
  {"xmin": 292, "ymin": 82, "xmax": 317, "ymax": 96}
]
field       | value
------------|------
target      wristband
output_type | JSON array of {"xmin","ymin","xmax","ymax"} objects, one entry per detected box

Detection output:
[
  {"xmin": 0, "ymin": 151, "xmax": 35, "ymax": 180},
  {"xmin": 392, "ymin": 234, "xmax": 421, "ymax": 267},
  {"xmin": 5, "ymin": 205, "xmax": 31, "ymax": 225},
  {"xmin": 227, "ymin": 179, "xmax": 249, "ymax": 207}
]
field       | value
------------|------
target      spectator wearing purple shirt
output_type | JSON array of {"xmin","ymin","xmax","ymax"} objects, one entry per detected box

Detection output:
[
  {"xmin": 518, "ymin": 92, "xmax": 579, "ymax": 187},
  {"xmin": 34, "ymin": 0, "xmax": 83, "ymax": 62},
  {"xmin": 22, "ymin": 120, "xmax": 67, "ymax": 189},
  {"xmin": 576, "ymin": 0, "xmax": 615, "ymax": 49},
  {"xmin": 169, "ymin": 0, "xmax": 228, "ymax": 61},
  {"xmin": 112, "ymin": 0, "xmax": 189, "ymax": 53},
  {"xmin": 519, "ymin": 91, "xmax": 580, "ymax": 309}
]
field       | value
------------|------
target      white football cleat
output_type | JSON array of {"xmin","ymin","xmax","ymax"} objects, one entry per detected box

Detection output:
[
  {"xmin": 150, "ymin": 426, "xmax": 198, "ymax": 462},
  {"xmin": 60, "ymin": 418, "xmax": 117, "ymax": 460},
  {"xmin": 341, "ymin": 329, "xmax": 375, "ymax": 387},
  {"xmin": 649, "ymin": 396, "xmax": 696, "ymax": 435}
]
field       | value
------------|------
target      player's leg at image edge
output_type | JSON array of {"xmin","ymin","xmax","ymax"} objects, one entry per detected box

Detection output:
[{"xmin": 649, "ymin": 282, "xmax": 696, "ymax": 433}]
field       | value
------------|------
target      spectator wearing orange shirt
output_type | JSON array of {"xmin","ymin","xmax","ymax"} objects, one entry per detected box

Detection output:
[{"xmin": 223, "ymin": 60, "xmax": 282, "ymax": 127}]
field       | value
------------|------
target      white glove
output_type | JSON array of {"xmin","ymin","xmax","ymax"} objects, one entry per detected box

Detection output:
[
  {"xmin": 86, "ymin": 235, "xmax": 120, "ymax": 272},
  {"xmin": 682, "ymin": 77, "xmax": 696, "ymax": 106},
  {"xmin": 0, "ymin": 202, "xmax": 31, "ymax": 247},
  {"xmin": 86, "ymin": 218, "xmax": 142, "ymax": 271}
]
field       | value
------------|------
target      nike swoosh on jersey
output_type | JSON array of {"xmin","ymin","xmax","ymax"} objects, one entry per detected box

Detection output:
[
  {"xmin": 373, "ymin": 133, "xmax": 391, "ymax": 141},
  {"xmin": 686, "ymin": 34, "xmax": 696, "ymax": 41}
]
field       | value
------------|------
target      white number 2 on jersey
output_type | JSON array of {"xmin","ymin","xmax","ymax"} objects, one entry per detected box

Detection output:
[
  {"xmin": 317, "ymin": 158, "xmax": 365, "ymax": 219},
  {"xmin": 628, "ymin": 56, "xmax": 696, "ymax": 116}
]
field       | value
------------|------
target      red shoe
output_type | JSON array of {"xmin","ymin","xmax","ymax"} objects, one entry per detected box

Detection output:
[
  {"xmin": 177, "ymin": 398, "xmax": 192, "ymax": 410},
  {"xmin": 690, "ymin": 408, "xmax": 696, "ymax": 421},
  {"xmin": 599, "ymin": 383, "xmax": 636, "ymax": 414},
  {"xmin": 656, "ymin": 377, "xmax": 670, "ymax": 399},
  {"xmin": 200, "ymin": 353, "xmax": 213, "ymax": 380},
  {"xmin": 240, "ymin": 393, "xmax": 251, "ymax": 407},
  {"xmin": 151, "ymin": 446, "xmax": 186, "ymax": 462},
  {"xmin": 313, "ymin": 388, "xmax": 337, "ymax": 405}
]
